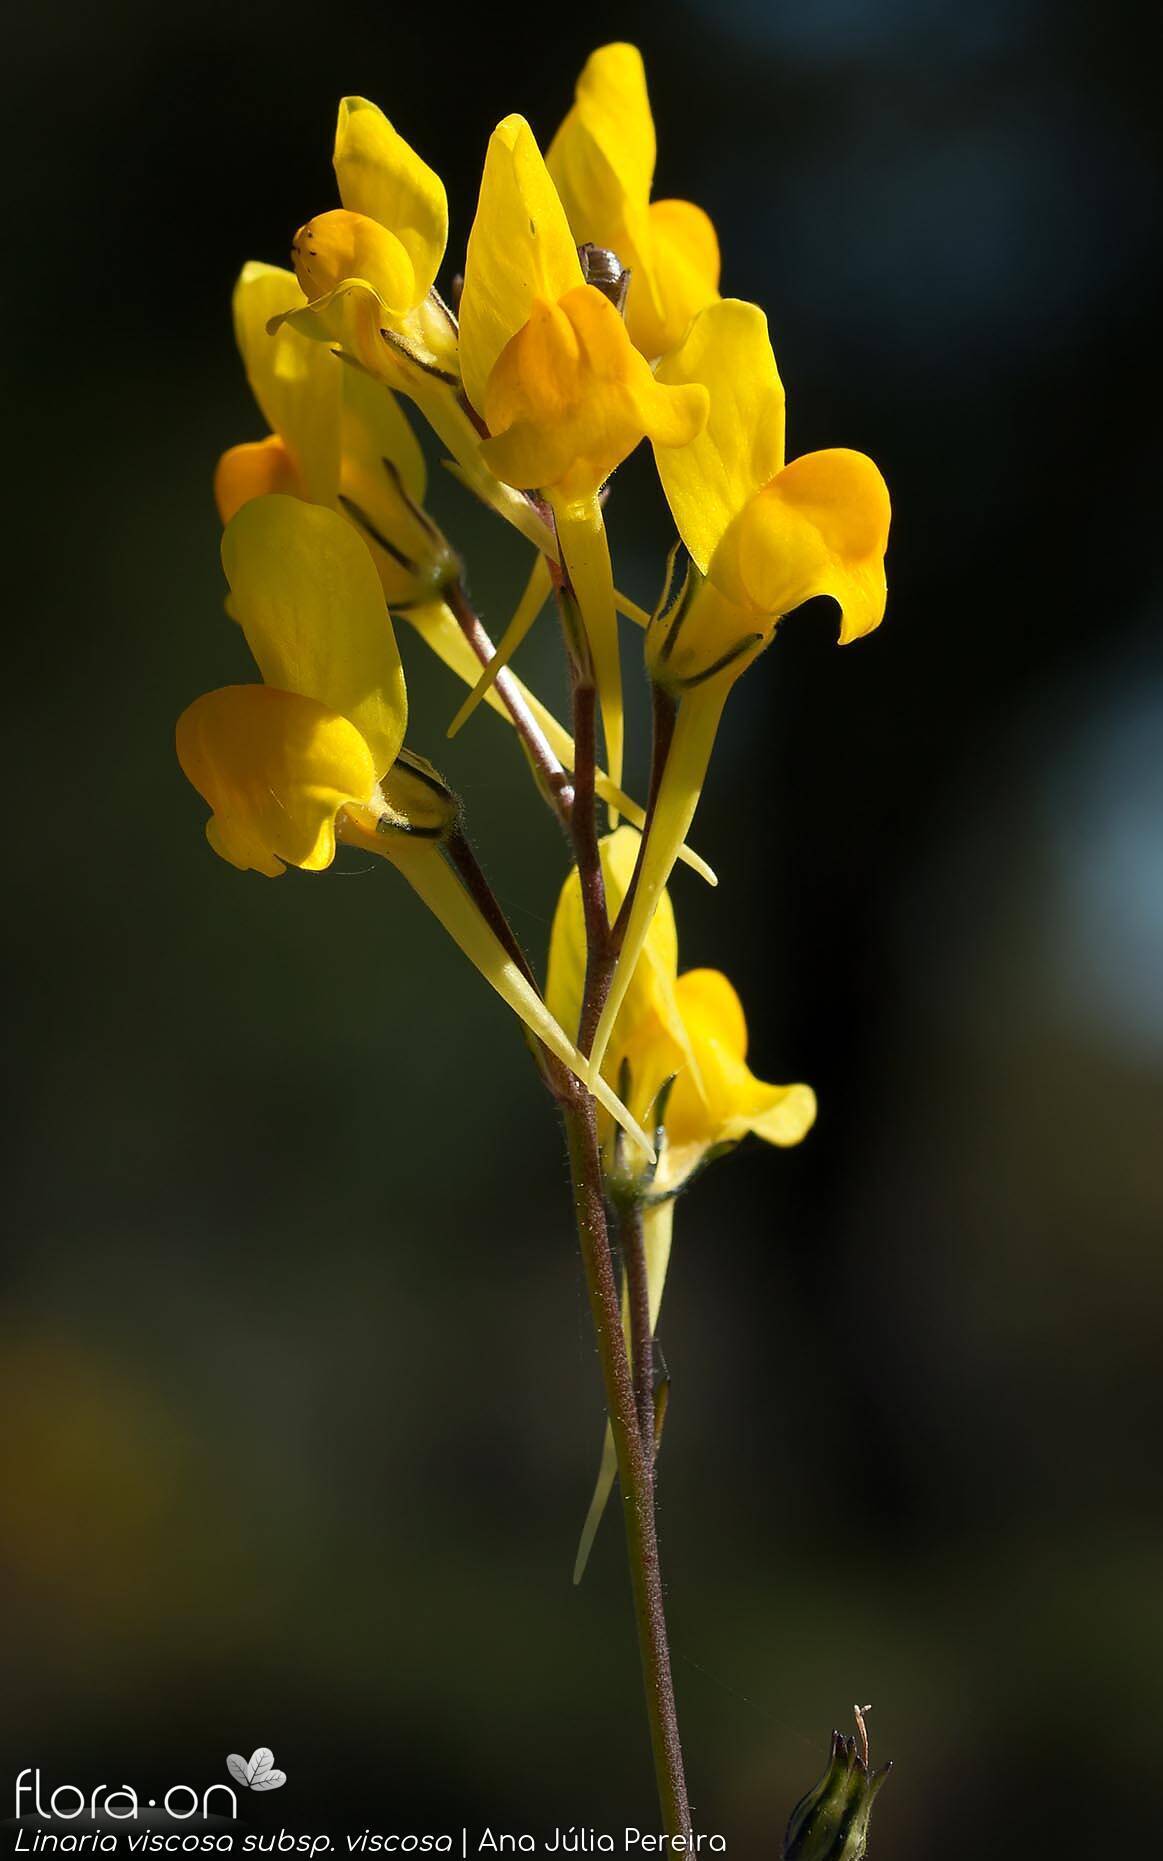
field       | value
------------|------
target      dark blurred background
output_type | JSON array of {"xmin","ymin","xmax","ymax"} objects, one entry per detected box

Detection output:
[{"xmin": 4, "ymin": 0, "xmax": 1161, "ymax": 1854}]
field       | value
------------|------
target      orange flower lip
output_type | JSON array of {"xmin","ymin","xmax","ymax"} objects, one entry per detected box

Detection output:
[{"xmin": 480, "ymin": 284, "xmax": 707, "ymax": 500}]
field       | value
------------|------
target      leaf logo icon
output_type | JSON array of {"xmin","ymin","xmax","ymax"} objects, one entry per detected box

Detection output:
[{"xmin": 227, "ymin": 1748, "xmax": 287, "ymax": 1791}]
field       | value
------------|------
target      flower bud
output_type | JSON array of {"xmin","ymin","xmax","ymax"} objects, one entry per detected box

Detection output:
[{"xmin": 782, "ymin": 1728, "xmax": 891, "ymax": 1861}]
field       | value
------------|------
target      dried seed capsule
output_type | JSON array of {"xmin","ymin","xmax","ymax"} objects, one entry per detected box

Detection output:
[{"xmin": 782, "ymin": 1725, "xmax": 892, "ymax": 1861}]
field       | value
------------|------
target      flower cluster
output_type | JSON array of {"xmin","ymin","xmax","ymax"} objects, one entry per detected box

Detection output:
[{"xmin": 178, "ymin": 40, "xmax": 890, "ymax": 1576}]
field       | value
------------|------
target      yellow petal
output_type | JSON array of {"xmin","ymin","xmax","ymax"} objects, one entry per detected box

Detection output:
[
  {"xmin": 176, "ymin": 685, "xmax": 379, "ymax": 876},
  {"xmin": 613, "ymin": 1003, "xmax": 696, "ymax": 1155},
  {"xmin": 673, "ymin": 967, "xmax": 747, "ymax": 1058},
  {"xmin": 607, "ymin": 967, "xmax": 815, "ymax": 1185},
  {"xmin": 459, "ymin": 115, "xmax": 585, "ymax": 420},
  {"xmin": 221, "ymin": 495, "xmax": 406, "ymax": 777},
  {"xmin": 362, "ymin": 835, "xmax": 653, "ymax": 1155},
  {"xmin": 548, "ymin": 43, "xmax": 662, "ymax": 343},
  {"xmin": 338, "ymin": 488, "xmax": 447, "ymax": 611},
  {"xmin": 230, "ymin": 261, "xmax": 342, "ymax": 504},
  {"xmin": 483, "ymin": 296, "xmax": 590, "ymax": 475},
  {"xmin": 601, "ymin": 828, "xmax": 679, "ymax": 1007},
  {"xmin": 627, "ymin": 197, "xmax": 721, "ymax": 359},
  {"xmin": 230, "ymin": 260, "xmax": 445, "ymax": 605},
  {"xmin": 214, "ymin": 436, "xmax": 300, "ymax": 524},
  {"xmin": 337, "ymin": 366, "xmax": 456, "ymax": 607},
  {"xmin": 340, "ymin": 343, "xmax": 427, "ymax": 502},
  {"xmin": 589, "ymin": 678, "xmax": 730, "ymax": 1077},
  {"xmin": 654, "ymin": 298, "xmax": 786, "ymax": 571},
  {"xmin": 622, "ymin": 339, "xmax": 710, "ymax": 449},
  {"xmin": 668, "ymin": 969, "xmax": 816, "ymax": 1150},
  {"xmin": 548, "ymin": 46, "xmax": 719, "ymax": 362},
  {"xmin": 275, "ymin": 277, "xmax": 391, "ymax": 383},
  {"xmin": 557, "ymin": 43, "xmax": 656, "ymax": 227},
  {"xmin": 481, "ymin": 284, "xmax": 706, "ymax": 498},
  {"xmin": 292, "ymin": 208, "xmax": 416, "ymax": 319},
  {"xmin": 731, "ymin": 449, "xmax": 891, "ymax": 642},
  {"xmin": 545, "ymin": 860, "xmax": 594, "ymax": 1049},
  {"xmin": 333, "ymin": 96, "xmax": 447, "ymax": 305},
  {"xmin": 548, "ymin": 44, "xmax": 657, "ymax": 295},
  {"xmin": 650, "ymin": 200, "xmax": 720, "ymax": 296},
  {"xmin": 744, "ymin": 1085, "xmax": 818, "ymax": 1145}
]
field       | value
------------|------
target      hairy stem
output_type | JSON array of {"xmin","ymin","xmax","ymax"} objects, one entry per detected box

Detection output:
[
  {"xmin": 561, "ymin": 1091, "xmax": 690, "ymax": 1842},
  {"xmin": 556, "ymin": 575, "xmax": 691, "ymax": 1842}
]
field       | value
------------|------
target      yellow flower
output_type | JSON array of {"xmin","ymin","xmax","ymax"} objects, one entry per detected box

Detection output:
[
  {"xmin": 588, "ymin": 300, "xmax": 890, "ymax": 1076},
  {"xmin": 180, "ymin": 496, "xmax": 409, "ymax": 877},
  {"xmin": 289, "ymin": 95, "xmax": 452, "ymax": 368},
  {"xmin": 619, "ymin": 968, "xmax": 816, "ymax": 1177},
  {"xmin": 175, "ymin": 495, "xmax": 648, "ymax": 1148},
  {"xmin": 547, "ymin": 43, "xmax": 721, "ymax": 361},
  {"xmin": 480, "ymin": 285, "xmax": 706, "ymax": 498},
  {"xmin": 651, "ymin": 297, "xmax": 890, "ymax": 685},
  {"xmin": 460, "ymin": 114, "xmax": 706, "ymax": 502},
  {"xmin": 548, "ymin": 827, "xmax": 814, "ymax": 1191},
  {"xmin": 216, "ymin": 261, "xmax": 450, "ymax": 610},
  {"xmin": 549, "ymin": 827, "xmax": 814, "ymax": 1581},
  {"xmin": 274, "ymin": 97, "xmax": 549, "ymax": 557},
  {"xmin": 459, "ymin": 112, "xmax": 708, "ymax": 795},
  {"xmin": 216, "ymin": 263, "xmax": 695, "ymax": 858}
]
